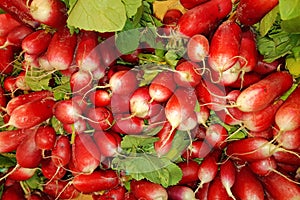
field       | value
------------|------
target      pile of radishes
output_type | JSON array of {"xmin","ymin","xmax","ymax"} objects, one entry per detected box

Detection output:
[{"xmin": 0, "ymin": 0, "xmax": 300, "ymax": 199}]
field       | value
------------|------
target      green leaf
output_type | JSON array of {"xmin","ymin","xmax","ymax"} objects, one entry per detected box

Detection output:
[
  {"xmin": 279, "ymin": 0, "xmax": 300, "ymax": 20},
  {"xmin": 259, "ymin": 6, "xmax": 279, "ymax": 37},
  {"xmin": 122, "ymin": 0, "xmax": 142, "ymax": 18},
  {"xmin": 121, "ymin": 135, "xmax": 159, "ymax": 149},
  {"xmin": 115, "ymin": 27, "xmax": 141, "ymax": 54},
  {"xmin": 281, "ymin": 16, "xmax": 300, "ymax": 33},
  {"xmin": 67, "ymin": 0, "xmax": 127, "ymax": 32},
  {"xmin": 0, "ymin": 154, "xmax": 16, "ymax": 168},
  {"xmin": 23, "ymin": 172, "xmax": 44, "ymax": 191},
  {"xmin": 53, "ymin": 75, "xmax": 72, "ymax": 100},
  {"xmin": 286, "ymin": 56, "xmax": 300, "ymax": 77},
  {"xmin": 24, "ymin": 68, "xmax": 52, "ymax": 91}
]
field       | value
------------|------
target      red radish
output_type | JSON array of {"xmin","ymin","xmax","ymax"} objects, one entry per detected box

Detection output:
[
  {"xmin": 3, "ymin": 76, "xmax": 17, "ymax": 93},
  {"xmin": 228, "ymin": 72, "xmax": 261, "ymax": 89},
  {"xmin": 120, "ymin": 48, "xmax": 141, "ymax": 64},
  {"xmin": 86, "ymin": 107, "xmax": 114, "ymax": 131},
  {"xmin": 0, "ymin": 25, "xmax": 34, "ymax": 48},
  {"xmin": 0, "ymin": 0, "xmax": 39, "ymax": 28},
  {"xmin": 273, "ymin": 151, "xmax": 300, "ymax": 166},
  {"xmin": 236, "ymin": 71, "xmax": 293, "ymax": 112},
  {"xmin": 211, "ymin": 62, "xmax": 242, "ymax": 86},
  {"xmin": 249, "ymin": 156, "xmax": 277, "ymax": 176},
  {"xmin": 180, "ymin": 0, "xmax": 210, "ymax": 9},
  {"xmin": 46, "ymin": 27, "xmax": 77, "ymax": 70},
  {"xmin": 43, "ymin": 179, "xmax": 79, "ymax": 199},
  {"xmin": 277, "ymin": 162, "xmax": 299, "ymax": 174},
  {"xmin": 239, "ymin": 29, "xmax": 258, "ymax": 73},
  {"xmin": 154, "ymin": 122, "xmax": 176, "ymax": 157},
  {"xmin": 183, "ymin": 140, "xmax": 212, "ymax": 159},
  {"xmin": 242, "ymin": 99, "xmax": 283, "ymax": 132},
  {"xmin": 167, "ymin": 185, "xmax": 197, "ymax": 200},
  {"xmin": 220, "ymin": 159, "xmax": 236, "ymax": 200},
  {"xmin": 195, "ymin": 105, "xmax": 210, "ymax": 125},
  {"xmin": 35, "ymin": 125, "xmax": 56, "ymax": 150},
  {"xmin": 110, "ymin": 93, "xmax": 131, "ymax": 114},
  {"xmin": 93, "ymin": 185, "xmax": 126, "ymax": 200},
  {"xmin": 178, "ymin": 160, "xmax": 200, "ymax": 185},
  {"xmin": 253, "ymin": 54, "xmax": 279, "ymax": 75},
  {"xmin": 129, "ymin": 86, "xmax": 161, "ymax": 119},
  {"xmin": 53, "ymin": 99, "xmax": 83, "ymax": 124},
  {"xmin": 237, "ymin": 0, "xmax": 279, "ymax": 26},
  {"xmin": 259, "ymin": 171, "xmax": 300, "ymax": 200},
  {"xmin": 16, "ymin": 129, "xmax": 42, "ymax": 168},
  {"xmin": 187, "ymin": 34, "xmax": 209, "ymax": 62},
  {"xmin": 0, "ymin": 45, "xmax": 14, "ymax": 74},
  {"xmin": 215, "ymin": 109, "xmax": 242, "ymax": 126},
  {"xmin": 15, "ymin": 71, "xmax": 31, "ymax": 91},
  {"xmin": 5, "ymin": 98, "xmax": 55, "ymax": 129},
  {"xmin": 73, "ymin": 170, "xmax": 119, "ymax": 193},
  {"xmin": 1, "ymin": 182, "xmax": 26, "ymax": 200},
  {"xmin": 275, "ymin": 85, "xmax": 300, "ymax": 132},
  {"xmin": 197, "ymin": 155, "xmax": 218, "ymax": 188},
  {"xmin": 109, "ymin": 70, "xmax": 139, "ymax": 95},
  {"xmin": 226, "ymin": 137, "xmax": 277, "ymax": 162},
  {"xmin": 273, "ymin": 127, "xmax": 300, "ymax": 150},
  {"xmin": 21, "ymin": 29, "xmax": 52, "ymax": 55},
  {"xmin": 0, "ymin": 86, "xmax": 7, "ymax": 107},
  {"xmin": 207, "ymin": 175, "xmax": 231, "ymax": 200},
  {"xmin": 72, "ymin": 133, "xmax": 101, "ymax": 173},
  {"xmin": 130, "ymin": 179, "xmax": 168, "ymax": 200},
  {"xmin": 38, "ymin": 53, "xmax": 54, "ymax": 71},
  {"xmin": 29, "ymin": 0, "xmax": 68, "ymax": 29},
  {"xmin": 7, "ymin": 166, "xmax": 37, "ymax": 181},
  {"xmin": 98, "ymin": 37, "xmax": 118, "ymax": 67},
  {"xmin": 63, "ymin": 118, "xmax": 87, "ymax": 135},
  {"xmin": 177, "ymin": 111, "xmax": 198, "ymax": 131},
  {"xmin": 6, "ymin": 90, "xmax": 53, "ymax": 115},
  {"xmin": 232, "ymin": 166, "xmax": 265, "ymax": 200},
  {"xmin": 177, "ymin": 0, "xmax": 232, "ymax": 37},
  {"xmin": 89, "ymin": 89, "xmax": 111, "ymax": 107},
  {"xmin": 208, "ymin": 20, "xmax": 242, "ymax": 72},
  {"xmin": 195, "ymin": 182, "xmax": 210, "ymax": 200},
  {"xmin": 0, "ymin": 129, "xmax": 30, "ymax": 153},
  {"xmin": 41, "ymin": 158, "xmax": 66, "ymax": 180},
  {"xmin": 111, "ymin": 113, "xmax": 144, "ymax": 135},
  {"xmin": 71, "ymin": 95, "xmax": 88, "ymax": 110},
  {"xmin": 51, "ymin": 135, "xmax": 71, "ymax": 167},
  {"xmin": 195, "ymin": 78, "xmax": 227, "ymax": 111},
  {"xmin": 174, "ymin": 61, "xmax": 203, "ymax": 87},
  {"xmin": 93, "ymin": 131, "xmax": 120, "ymax": 157},
  {"xmin": 205, "ymin": 123, "xmax": 228, "ymax": 149},
  {"xmin": 0, "ymin": 13, "xmax": 21, "ymax": 36},
  {"xmin": 163, "ymin": 9, "xmax": 182, "ymax": 25},
  {"xmin": 248, "ymin": 128, "xmax": 274, "ymax": 140},
  {"xmin": 149, "ymin": 70, "xmax": 176, "ymax": 102}
]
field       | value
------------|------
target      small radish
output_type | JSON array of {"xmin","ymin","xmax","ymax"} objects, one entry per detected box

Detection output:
[
  {"xmin": 205, "ymin": 123, "xmax": 228, "ymax": 149},
  {"xmin": 236, "ymin": 71, "xmax": 293, "ymax": 112},
  {"xmin": 34, "ymin": 125, "xmax": 56, "ymax": 150},
  {"xmin": 5, "ymin": 98, "xmax": 55, "ymax": 129},
  {"xmin": 195, "ymin": 105, "xmax": 210, "ymax": 126},
  {"xmin": 177, "ymin": 160, "xmax": 200, "ymax": 185},
  {"xmin": 149, "ymin": 70, "xmax": 176, "ymax": 103},
  {"xmin": 248, "ymin": 128, "xmax": 274, "ymax": 140},
  {"xmin": 1, "ymin": 182, "xmax": 26, "ymax": 200},
  {"xmin": 51, "ymin": 135, "xmax": 71, "ymax": 167},
  {"xmin": 207, "ymin": 175, "xmax": 231, "ymax": 200},
  {"xmin": 208, "ymin": 20, "xmax": 242, "ymax": 72},
  {"xmin": 53, "ymin": 99, "xmax": 83, "ymax": 124},
  {"xmin": 111, "ymin": 113, "xmax": 144, "ymax": 135},
  {"xmin": 15, "ymin": 71, "xmax": 31, "ymax": 91},
  {"xmin": 73, "ymin": 170, "xmax": 119, "ymax": 194},
  {"xmin": 275, "ymin": 84, "xmax": 300, "ymax": 132},
  {"xmin": 130, "ymin": 179, "xmax": 168, "ymax": 200},
  {"xmin": 273, "ymin": 127, "xmax": 300, "ymax": 150},
  {"xmin": 41, "ymin": 157, "xmax": 66, "ymax": 180},
  {"xmin": 273, "ymin": 151, "xmax": 300, "ymax": 166},
  {"xmin": 228, "ymin": 72, "xmax": 261, "ymax": 89},
  {"xmin": 182, "ymin": 140, "xmax": 212, "ymax": 159},
  {"xmin": 109, "ymin": 70, "xmax": 139, "ymax": 95},
  {"xmin": 0, "ymin": 25, "xmax": 34, "ymax": 48},
  {"xmin": 89, "ymin": 89, "xmax": 111, "ymax": 107},
  {"xmin": 180, "ymin": 0, "xmax": 210, "ymax": 9},
  {"xmin": 154, "ymin": 122, "xmax": 176, "ymax": 157},
  {"xmin": 70, "ymin": 70, "xmax": 93, "ymax": 95},
  {"xmin": 29, "ymin": 0, "xmax": 68, "ymax": 29},
  {"xmin": 167, "ymin": 185, "xmax": 197, "ymax": 200},
  {"xmin": 21, "ymin": 29, "xmax": 52, "ymax": 55},
  {"xmin": 197, "ymin": 155, "xmax": 218, "ymax": 188},
  {"xmin": 0, "ymin": 13, "xmax": 21, "ymax": 36},
  {"xmin": 253, "ymin": 54, "xmax": 279, "ymax": 75},
  {"xmin": 63, "ymin": 118, "xmax": 87, "ymax": 135},
  {"xmin": 3, "ymin": 76, "xmax": 17, "ymax": 93},
  {"xmin": 86, "ymin": 107, "xmax": 114, "ymax": 131},
  {"xmin": 187, "ymin": 34, "xmax": 209, "ymax": 62},
  {"xmin": 93, "ymin": 185, "xmax": 126, "ymax": 200},
  {"xmin": 0, "ymin": 129, "xmax": 30, "ymax": 153},
  {"xmin": 93, "ymin": 131, "xmax": 121, "ymax": 157},
  {"xmin": 0, "ymin": 45, "xmax": 14, "ymax": 74},
  {"xmin": 220, "ymin": 159, "xmax": 236, "ymax": 200},
  {"xmin": 7, "ymin": 166, "xmax": 37, "ymax": 181},
  {"xmin": 248, "ymin": 156, "xmax": 277, "ymax": 176},
  {"xmin": 43, "ymin": 179, "xmax": 79, "ymax": 199},
  {"xmin": 46, "ymin": 27, "xmax": 77, "ymax": 70},
  {"xmin": 162, "ymin": 9, "xmax": 182, "ymax": 28},
  {"xmin": 210, "ymin": 62, "xmax": 241, "ymax": 86},
  {"xmin": 195, "ymin": 182, "xmax": 210, "ymax": 200},
  {"xmin": 232, "ymin": 166, "xmax": 265, "ymax": 200},
  {"xmin": 173, "ymin": 61, "xmax": 203, "ymax": 87}
]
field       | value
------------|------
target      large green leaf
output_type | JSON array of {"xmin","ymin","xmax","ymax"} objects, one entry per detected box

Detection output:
[
  {"xmin": 122, "ymin": 0, "xmax": 143, "ymax": 18},
  {"xmin": 279, "ymin": 0, "xmax": 300, "ymax": 20},
  {"xmin": 67, "ymin": 0, "xmax": 127, "ymax": 32}
]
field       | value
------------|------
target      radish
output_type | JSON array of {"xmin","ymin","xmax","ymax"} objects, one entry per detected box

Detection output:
[
  {"xmin": 99, "ymin": 37, "xmax": 118, "ymax": 67},
  {"xmin": 21, "ymin": 29, "xmax": 52, "ymax": 55},
  {"xmin": 29, "ymin": 0, "xmax": 68, "ymax": 29},
  {"xmin": 236, "ymin": 0, "xmax": 279, "ymax": 26},
  {"xmin": 0, "ymin": 13, "xmax": 21, "ymax": 36},
  {"xmin": 111, "ymin": 113, "xmax": 144, "ymax": 135},
  {"xmin": 248, "ymin": 156, "xmax": 277, "ymax": 176},
  {"xmin": 0, "ymin": 25, "xmax": 34, "ymax": 48},
  {"xmin": 177, "ymin": 160, "xmax": 200, "ymax": 185},
  {"xmin": 7, "ymin": 166, "xmax": 37, "ymax": 181},
  {"xmin": 236, "ymin": 71, "xmax": 293, "ymax": 112},
  {"xmin": 70, "ymin": 70, "xmax": 93, "ymax": 95},
  {"xmin": 205, "ymin": 123, "xmax": 228, "ymax": 149},
  {"xmin": 275, "ymin": 85, "xmax": 300, "ymax": 132},
  {"xmin": 0, "ymin": 129, "xmax": 30, "ymax": 153},
  {"xmin": 93, "ymin": 131, "xmax": 121, "ymax": 157},
  {"xmin": 207, "ymin": 175, "xmax": 231, "ymax": 200},
  {"xmin": 93, "ymin": 185, "xmax": 126, "ymax": 200},
  {"xmin": 167, "ymin": 185, "xmax": 197, "ymax": 200},
  {"xmin": 208, "ymin": 20, "xmax": 242, "ymax": 72},
  {"xmin": 0, "ymin": 86, "xmax": 7, "ymax": 107},
  {"xmin": 162, "ymin": 9, "xmax": 182, "ymax": 26},
  {"xmin": 89, "ymin": 89, "xmax": 111, "ymax": 107},
  {"xmin": 46, "ymin": 27, "xmax": 77, "ymax": 70},
  {"xmin": 34, "ymin": 125, "xmax": 56, "ymax": 150},
  {"xmin": 187, "ymin": 34, "xmax": 209, "ymax": 62},
  {"xmin": 16, "ymin": 128, "xmax": 42, "ymax": 168},
  {"xmin": 15, "ymin": 71, "xmax": 31, "ymax": 91},
  {"xmin": 226, "ymin": 137, "xmax": 277, "ymax": 162},
  {"xmin": 51, "ymin": 135, "xmax": 71, "ymax": 167},
  {"xmin": 228, "ymin": 72, "xmax": 261, "ymax": 89},
  {"xmin": 182, "ymin": 140, "xmax": 212, "ymax": 159},
  {"xmin": 273, "ymin": 127, "xmax": 300, "ymax": 150},
  {"xmin": 248, "ymin": 128, "xmax": 274, "ymax": 140},
  {"xmin": 149, "ymin": 70, "xmax": 176, "ymax": 103},
  {"xmin": 63, "ymin": 118, "xmax": 87, "ymax": 135},
  {"xmin": 177, "ymin": 111, "xmax": 198, "ymax": 131},
  {"xmin": 0, "ymin": 0, "xmax": 39, "ymax": 28},
  {"xmin": 219, "ymin": 159, "xmax": 236, "ymax": 200},
  {"xmin": 130, "ymin": 179, "xmax": 168, "ymax": 200},
  {"xmin": 73, "ymin": 170, "xmax": 119, "ymax": 193},
  {"xmin": 210, "ymin": 62, "xmax": 241, "ymax": 86},
  {"xmin": 3, "ymin": 76, "xmax": 17, "ymax": 93},
  {"xmin": 72, "ymin": 133, "xmax": 101, "ymax": 173},
  {"xmin": 0, "ymin": 45, "xmax": 14, "ymax": 74},
  {"xmin": 173, "ymin": 61, "xmax": 203, "ymax": 87},
  {"xmin": 177, "ymin": 0, "xmax": 232, "ymax": 37},
  {"xmin": 180, "ymin": 0, "xmax": 210, "ymax": 9},
  {"xmin": 253, "ymin": 54, "xmax": 279, "ymax": 75},
  {"xmin": 86, "ymin": 107, "xmax": 114, "ymax": 131},
  {"xmin": 197, "ymin": 155, "xmax": 218, "ymax": 188},
  {"xmin": 259, "ymin": 171, "xmax": 300, "ymax": 200},
  {"xmin": 154, "ymin": 122, "xmax": 176, "ymax": 157},
  {"xmin": 43, "ymin": 179, "xmax": 79, "ymax": 199},
  {"xmin": 4, "ymin": 98, "xmax": 55, "ymax": 129},
  {"xmin": 195, "ymin": 182, "xmax": 210, "ymax": 200},
  {"xmin": 232, "ymin": 166, "xmax": 265, "ymax": 200},
  {"xmin": 195, "ymin": 105, "xmax": 210, "ymax": 126},
  {"xmin": 109, "ymin": 70, "xmax": 139, "ymax": 95},
  {"xmin": 110, "ymin": 93, "xmax": 131, "ymax": 114},
  {"xmin": 273, "ymin": 151, "xmax": 300, "ymax": 166},
  {"xmin": 242, "ymin": 99, "xmax": 283, "ymax": 132},
  {"xmin": 41, "ymin": 157, "xmax": 66, "ymax": 180},
  {"xmin": 53, "ymin": 99, "xmax": 83, "ymax": 124},
  {"xmin": 1, "ymin": 182, "xmax": 26, "ymax": 200}
]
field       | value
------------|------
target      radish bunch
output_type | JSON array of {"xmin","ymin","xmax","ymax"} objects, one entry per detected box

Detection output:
[{"xmin": 0, "ymin": 0, "xmax": 300, "ymax": 200}]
